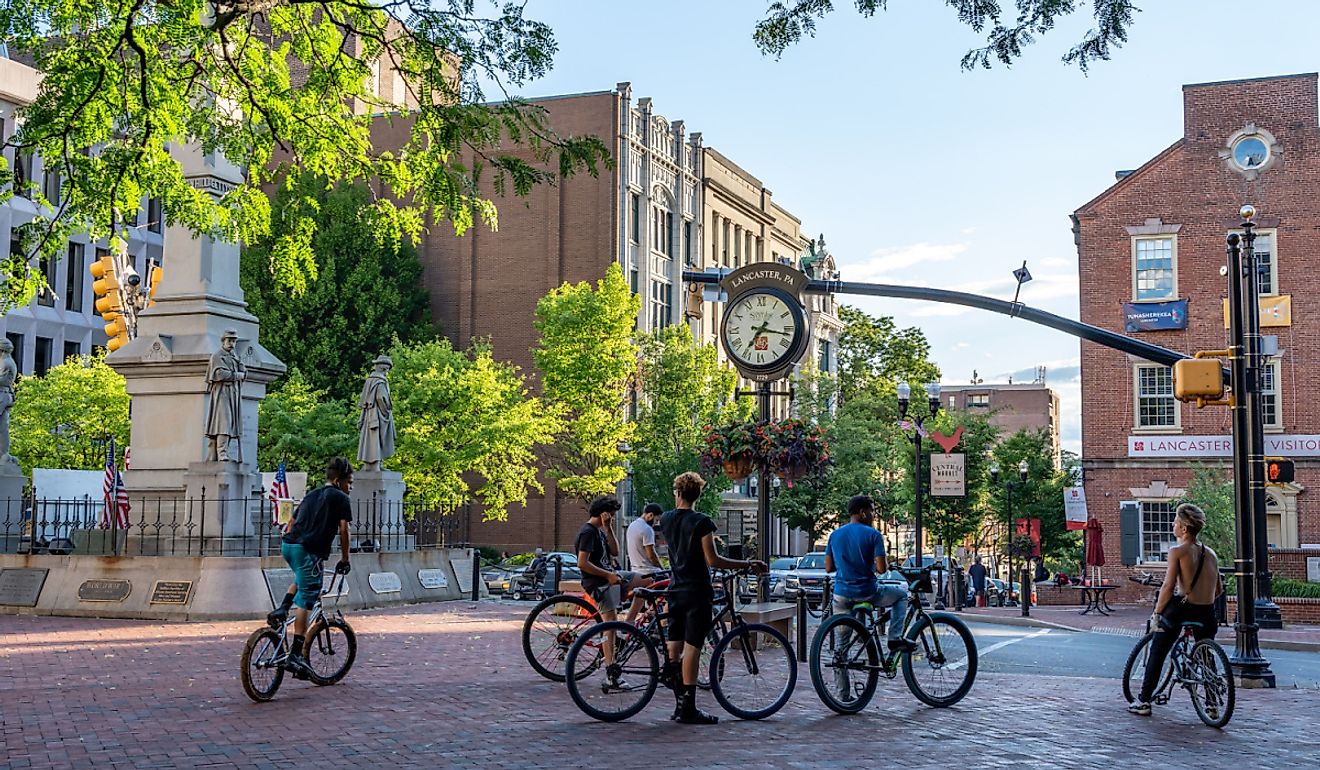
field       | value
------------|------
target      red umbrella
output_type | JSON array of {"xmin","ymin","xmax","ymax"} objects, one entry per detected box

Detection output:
[{"xmin": 1084, "ymin": 517, "xmax": 1105, "ymax": 566}]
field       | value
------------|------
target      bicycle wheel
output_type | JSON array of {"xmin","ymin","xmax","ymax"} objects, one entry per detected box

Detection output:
[
  {"xmin": 1187, "ymin": 639, "xmax": 1235, "ymax": 729},
  {"xmin": 305, "ymin": 618, "xmax": 357, "ymax": 685},
  {"xmin": 709, "ymin": 623, "xmax": 797, "ymax": 720},
  {"xmin": 901, "ymin": 612, "xmax": 976, "ymax": 707},
  {"xmin": 809, "ymin": 613, "xmax": 879, "ymax": 715},
  {"xmin": 697, "ymin": 626, "xmax": 723, "ymax": 690},
  {"xmin": 1122, "ymin": 632, "xmax": 1172, "ymax": 704},
  {"xmin": 521, "ymin": 594, "xmax": 601, "ymax": 682},
  {"xmin": 564, "ymin": 621, "xmax": 659, "ymax": 722},
  {"xmin": 240, "ymin": 628, "xmax": 285, "ymax": 703}
]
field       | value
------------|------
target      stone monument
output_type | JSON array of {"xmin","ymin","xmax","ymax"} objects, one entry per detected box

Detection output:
[
  {"xmin": 0, "ymin": 339, "xmax": 24, "ymax": 503},
  {"xmin": 111, "ymin": 144, "xmax": 285, "ymax": 546},
  {"xmin": 351, "ymin": 355, "xmax": 406, "ymax": 549}
]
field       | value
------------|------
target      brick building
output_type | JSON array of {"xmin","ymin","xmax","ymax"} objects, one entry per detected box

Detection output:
[
  {"xmin": 1074, "ymin": 73, "xmax": 1320, "ymax": 595},
  {"xmin": 940, "ymin": 380, "xmax": 1061, "ymax": 466}
]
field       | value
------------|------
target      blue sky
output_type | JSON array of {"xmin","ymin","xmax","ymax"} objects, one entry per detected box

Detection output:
[{"xmin": 511, "ymin": 1, "xmax": 1320, "ymax": 454}]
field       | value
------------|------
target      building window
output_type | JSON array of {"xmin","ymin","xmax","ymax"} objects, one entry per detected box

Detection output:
[
  {"xmin": 651, "ymin": 207, "xmax": 673, "ymax": 257},
  {"xmin": 5, "ymin": 333, "xmax": 23, "ymax": 371},
  {"xmin": 630, "ymin": 194, "xmax": 641, "ymax": 244},
  {"xmin": 33, "ymin": 336, "xmax": 52, "ymax": 377},
  {"xmin": 1262, "ymin": 359, "xmax": 1281, "ymax": 429},
  {"xmin": 65, "ymin": 242, "xmax": 84, "ymax": 312},
  {"xmin": 1230, "ymin": 229, "xmax": 1277, "ymax": 295},
  {"xmin": 967, "ymin": 393, "xmax": 990, "ymax": 408},
  {"xmin": 146, "ymin": 198, "xmax": 163, "ymax": 234},
  {"xmin": 63, "ymin": 340, "xmax": 82, "ymax": 363},
  {"xmin": 650, "ymin": 281, "xmax": 672, "ymax": 329},
  {"xmin": 42, "ymin": 163, "xmax": 61, "ymax": 206},
  {"xmin": 721, "ymin": 220, "xmax": 730, "ymax": 265},
  {"xmin": 629, "ymin": 265, "xmax": 639, "ymax": 296},
  {"xmin": 12, "ymin": 150, "xmax": 32, "ymax": 198},
  {"xmin": 817, "ymin": 339, "xmax": 831, "ymax": 373},
  {"xmin": 1135, "ymin": 365, "xmax": 1178, "ymax": 429},
  {"xmin": 1140, "ymin": 500, "xmax": 1176, "ymax": 563},
  {"xmin": 37, "ymin": 252, "xmax": 57, "ymax": 307},
  {"xmin": 666, "ymin": 211, "xmax": 675, "ymax": 258},
  {"xmin": 683, "ymin": 220, "xmax": 693, "ymax": 265},
  {"xmin": 1133, "ymin": 236, "xmax": 1176, "ymax": 301}
]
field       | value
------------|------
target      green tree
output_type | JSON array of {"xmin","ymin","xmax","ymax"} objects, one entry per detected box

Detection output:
[
  {"xmin": 11, "ymin": 352, "xmax": 130, "ymax": 471},
  {"xmin": 241, "ymin": 178, "xmax": 436, "ymax": 401},
  {"xmin": 631, "ymin": 325, "xmax": 749, "ymax": 518},
  {"xmin": 532, "ymin": 264, "xmax": 640, "ymax": 502},
  {"xmin": 1181, "ymin": 464, "xmax": 1236, "ymax": 561},
  {"xmin": 388, "ymin": 337, "xmax": 557, "ymax": 518},
  {"xmin": 894, "ymin": 409, "xmax": 1000, "ymax": 558},
  {"xmin": 989, "ymin": 428, "xmax": 1078, "ymax": 563},
  {"xmin": 836, "ymin": 305, "xmax": 940, "ymax": 403},
  {"xmin": 256, "ymin": 369, "xmax": 357, "ymax": 478},
  {"xmin": 753, "ymin": 0, "xmax": 1138, "ymax": 71},
  {"xmin": 0, "ymin": 1, "xmax": 611, "ymax": 306}
]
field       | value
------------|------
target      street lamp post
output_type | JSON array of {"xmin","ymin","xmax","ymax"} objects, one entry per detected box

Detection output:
[
  {"xmin": 990, "ymin": 460, "xmax": 1030, "ymax": 606},
  {"xmin": 897, "ymin": 381, "xmax": 941, "ymax": 574}
]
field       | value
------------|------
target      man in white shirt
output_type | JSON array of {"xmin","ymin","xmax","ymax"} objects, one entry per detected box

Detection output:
[{"xmin": 627, "ymin": 503, "xmax": 665, "ymax": 575}]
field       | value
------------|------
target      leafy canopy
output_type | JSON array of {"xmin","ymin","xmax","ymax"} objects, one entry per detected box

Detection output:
[
  {"xmin": 1180, "ymin": 464, "xmax": 1236, "ymax": 562},
  {"xmin": 256, "ymin": 368, "xmax": 357, "ymax": 477},
  {"xmin": 11, "ymin": 352, "xmax": 130, "ymax": 471},
  {"xmin": 836, "ymin": 305, "xmax": 940, "ymax": 403},
  {"xmin": 240, "ymin": 176, "xmax": 435, "ymax": 401},
  {"xmin": 987, "ymin": 428, "xmax": 1077, "ymax": 563},
  {"xmin": 753, "ymin": 1, "xmax": 1139, "ymax": 71},
  {"xmin": 532, "ymin": 264, "xmax": 640, "ymax": 502},
  {"xmin": 0, "ymin": 0, "xmax": 611, "ymax": 309}
]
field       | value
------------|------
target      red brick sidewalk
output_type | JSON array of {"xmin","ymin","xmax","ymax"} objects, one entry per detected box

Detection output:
[{"xmin": 2, "ymin": 601, "xmax": 1318, "ymax": 769}]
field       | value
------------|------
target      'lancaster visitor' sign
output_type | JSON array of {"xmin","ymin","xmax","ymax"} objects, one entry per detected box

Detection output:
[{"xmin": 1128, "ymin": 434, "xmax": 1320, "ymax": 458}]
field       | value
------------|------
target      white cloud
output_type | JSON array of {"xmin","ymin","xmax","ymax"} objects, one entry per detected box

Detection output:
[
  {"xmin": 911, "ymin": 304, "xmax": 974, "ymax": 318},
  {"xmin": 844, "ymin": 241, "xmax": 969, "ymax": 281},
  {"xmin": 1040, "ymin": 256, "xmax": 1073, "ymax": 268}
]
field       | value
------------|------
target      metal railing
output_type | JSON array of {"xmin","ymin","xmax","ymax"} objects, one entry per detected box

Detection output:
[{"xmin": 0, "ymin": 494, "xmax": 470, "ymax": 558}]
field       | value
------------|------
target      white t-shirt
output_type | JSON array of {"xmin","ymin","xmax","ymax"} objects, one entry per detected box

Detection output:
[{"xmin": 627, "ymin": 517, "xmax": 661, "ymax": 574}]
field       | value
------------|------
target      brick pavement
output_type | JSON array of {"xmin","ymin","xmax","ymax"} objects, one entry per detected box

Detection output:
[{"xmin": 2, "ymin": 600, "xmax": 1319, "ymax": 770}]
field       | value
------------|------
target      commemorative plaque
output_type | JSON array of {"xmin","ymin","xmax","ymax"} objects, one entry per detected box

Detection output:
[
  {"xmin": 368, "ymin": 571, "xmax": 402, "ymax": 594},
  {"xmin": 418, "ymin": 568, "xmax": 449, "ymax": 590},
  {"xmin": 78, "ymin": 578, "xmax": 132, "ymax": 602},
  {"xmin": 0, "ymin": 567, "xmax": 49, "ymax": 607},
  {"xmin": 149, "ymin": 580, "xmax": 193, "ymax": 605}
]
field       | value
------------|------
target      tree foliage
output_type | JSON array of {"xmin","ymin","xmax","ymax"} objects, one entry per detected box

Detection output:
[
  {"xmin": 11, "ymin": 352, "xmax": 130, "ymax": 471},
  {"xmin": 1181, "ymin": 464, "xmax": 1236, "ymax": 562},
  {"xmin": 988, "ymin": 428, "xmax": 1077, "ymax": 563},
  {"xmin": 532, "ymin": 264, "xmax": 639, "ymax": 502},
  {"xmin": 387, "ymin": 337, "xmax": 556, "ymax": 518},
  {"xmin": 836, "ymin": 305, "xmax": 940, "ymax": 403},
  {"xmin": 753, "ymin": 0, "xmax": 1138, "ymax": 71},
  {"xmin": 241, "ymin": 177, "xmax": 435, "ymax": 401},
  {"xmin": 256, "ymin": 368, "xmax": 356, "ymax": 477},
  {"xmin": 631, "ymin": 324, "xmax": 749, "ymax": 518},
  {"xmin": 0, "ymin": 0, "xmax": 611, "ymax": 309}
]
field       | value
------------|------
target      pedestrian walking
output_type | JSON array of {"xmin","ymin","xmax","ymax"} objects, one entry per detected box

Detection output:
[{"xmin": 968, "ymin": 556, "xmax": 988, "ymax": 607}]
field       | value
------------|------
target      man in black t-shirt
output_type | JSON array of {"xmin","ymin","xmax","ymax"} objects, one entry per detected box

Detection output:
[
  {"xmin": 660, "ymin": 472, "xmax": 766, "ymax": 725},
  {"xmin": 576, "ymin": 495, "xmax": 652, "ymax": 688},
  {"xmin": 268, "ymin": 458, "xmax": 354, "ymax": 679}
]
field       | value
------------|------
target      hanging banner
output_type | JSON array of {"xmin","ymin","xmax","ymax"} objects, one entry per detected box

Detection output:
[
  {"xmin": 1063, "ymin": 486, "xmax": 1089, "ymax": 531},
  {"xmin": 1015, "ymin": 518, "xmax": 1042, "ymax": 557},
  {"xmin": 930, "ymin": 453, "xmax": 965, "ymax": 497},
  {"xmin": 1123, "ymin": 300, "xmax": 1188, "ymax": 332},
  {"xmin": 1222, "ymin": 294, "xmax": 1292, "ymax": 328}
]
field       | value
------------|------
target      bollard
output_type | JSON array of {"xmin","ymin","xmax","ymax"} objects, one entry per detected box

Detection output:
[
  {"xmin": 953, "ymin": 565, "xmax": 964, "ymax": 612},
  {"xmin": 796, "ymin": 591, "xmax": 808, "ymax": 663},
  {"xmin": 1020, "ymin": 567, "xmax": 1031, "ymax": 618},
  {"xmin": 470, "ymin": 549, "xmax": 480, "ymax": 602},
  {"xmin": 553, "ymin": 557, "xmax": 563, "ymax": 595}
]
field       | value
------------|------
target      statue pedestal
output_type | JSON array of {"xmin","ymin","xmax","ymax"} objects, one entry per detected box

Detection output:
[
  {"xmin": 0, "ymin": 457, "xmax": 25, "ymax": 507},
  {"xmin": 184, "ymin": 461, "xmax": 264, "ymax": 541},
  {"xmin": 348, "ymin": 469, "xmax": 410, "ymax": 551}
]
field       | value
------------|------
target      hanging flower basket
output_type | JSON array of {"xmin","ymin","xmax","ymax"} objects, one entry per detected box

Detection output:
[
  {"xmin": 722, "ymin": 454, "xmax": 756, "ymax": 482},
  {"xmin": 763, "ymin": 418, "xmax": 831, "ymax": 483},
  {"xmin": 700, "ymin": 420, "xmax": 762, "ymax": 481}
]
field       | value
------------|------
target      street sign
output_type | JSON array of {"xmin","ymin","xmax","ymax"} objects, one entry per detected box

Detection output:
[
  {"xmin": 930, "ymin": 453, "xmax": 965, "ymax": 496},
  {"xmin": 1064, "ymin": 486, "xmax": 1089, "ymax": 530}
]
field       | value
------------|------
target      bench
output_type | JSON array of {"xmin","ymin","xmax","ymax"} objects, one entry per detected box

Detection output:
[{"xmin": 737, "ymin": 601, "xmax": 797, "ymax": 642}]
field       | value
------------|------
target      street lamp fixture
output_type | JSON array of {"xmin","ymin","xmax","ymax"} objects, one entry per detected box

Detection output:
[
  {"xmin": 896, "ymin": 381, "xmax": 941, "ymax": 581},
  {"xmin": 991, "ymin": 459, "xmax": 1031, "ymax": 610}
]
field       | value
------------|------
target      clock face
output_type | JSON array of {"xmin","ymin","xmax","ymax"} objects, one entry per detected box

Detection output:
[{"xmin": 722, "ymin": 289, "xmax": 803, "ymax": 370}]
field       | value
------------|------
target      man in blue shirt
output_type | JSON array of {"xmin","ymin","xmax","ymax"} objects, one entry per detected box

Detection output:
[{"xmin": 825, "ymin": 495, "xmax": 913, "ymax": 651}]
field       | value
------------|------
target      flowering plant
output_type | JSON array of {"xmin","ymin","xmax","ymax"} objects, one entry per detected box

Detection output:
[
  {"xmin": 699, "ymin": 420, "xmax": 762, "ymax": 480},
  {"xmin": 762, "ymin": 418, "xmax": 831, "ymax": 482}
]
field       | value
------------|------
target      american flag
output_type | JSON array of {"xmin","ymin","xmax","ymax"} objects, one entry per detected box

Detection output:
[
  {"xmin": 269, "ymin": 460, "xmax": 290, "ymax": 528},
  {"xmin": 101, "ymin": 444, "xmax": 131, "ymax": 529}
]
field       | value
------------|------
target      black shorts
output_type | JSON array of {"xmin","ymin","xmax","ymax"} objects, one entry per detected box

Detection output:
[{"xmin": 667, "ymin": 592, "xmax": 714, "ymax": 648}]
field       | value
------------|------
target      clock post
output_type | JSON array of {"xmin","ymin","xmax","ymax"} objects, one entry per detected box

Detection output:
[{"xmin": 714, "ymin": 263, "xmax": 813, "ymax": 602}]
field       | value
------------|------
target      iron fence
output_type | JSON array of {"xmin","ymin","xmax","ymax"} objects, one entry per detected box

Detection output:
[{"xmin": 0, "ymin": 494, "xmax": 470, "ymax": 558}]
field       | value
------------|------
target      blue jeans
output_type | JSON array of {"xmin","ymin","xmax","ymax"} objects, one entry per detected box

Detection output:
[{"xmin": 833, "ymin": 584, "xmax": 909, "ymax": 641}]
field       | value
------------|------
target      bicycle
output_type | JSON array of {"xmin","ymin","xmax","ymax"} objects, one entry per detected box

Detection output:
[
  {"xmin": 1121, "ymin": 573, "xmax": 1235, "ymax": 728},
  {"xmin": 808, "ymin": 567, "xmax": 977, "ymax": 714},
  {"xmin": 240, "ymin": 572, "xmax": 357, "ymax": 702},
  {"xmin": 563, "ymin": 567, "xmax": 797, "ymax": 722}
]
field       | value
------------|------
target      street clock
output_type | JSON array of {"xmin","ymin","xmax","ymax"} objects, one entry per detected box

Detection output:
[{"xmin": 716, "ymin": 263, "xmax": 812, "ymax": 382}]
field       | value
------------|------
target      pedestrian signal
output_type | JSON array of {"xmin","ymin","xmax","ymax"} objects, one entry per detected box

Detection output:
[{"xmin": 1266, "ymin": 459, "xmax": 1294, "ymax": 484}]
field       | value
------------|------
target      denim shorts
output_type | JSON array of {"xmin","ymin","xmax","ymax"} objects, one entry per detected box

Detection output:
[{"xmin": 281, "ymin": 542, "xmax": 323, "ymax": 610}]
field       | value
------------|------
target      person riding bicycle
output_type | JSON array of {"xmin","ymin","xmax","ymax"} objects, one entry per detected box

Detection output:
[
  {"xmin": 660, "ymin": 471, "xmax": 767, "ymax": 725},
  {"xmin": 268, "ymin": 457, "xmax": 354, "ymax": 679},
  {"xmin": 577, "ymin": 495, "xmax": 653, "ymax": 686},
  {"xmin": 1128, "ymin": 503, "xmax": 1221, "ymax": 717},
  {"xmin": 825, "ymin": 495, "xmax": 915, "ymax": 654}
]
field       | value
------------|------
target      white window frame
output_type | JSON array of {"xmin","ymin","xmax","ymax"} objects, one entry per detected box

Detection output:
[
  {"xmin": 1134, "ymin": 364, "xmax": 1180, "ymax": 431},
  {"xmin": 1231, "ymin": 228, "xmax": 1278, "ymax": 296},
  {"xmin": 1138, "ymin": 499, "xmax": 1177, "ymax": 564},
  {"xmin": 1131, "ymin": 235, "xmax": 1177, "ymax": 302},
  {"xmin": 1261, "ymin": 358, "xmax": 1282, "ymax": 431},
  {"xmin": 967, "ymin": 393, "xmax": 990, "ymax": 408}
]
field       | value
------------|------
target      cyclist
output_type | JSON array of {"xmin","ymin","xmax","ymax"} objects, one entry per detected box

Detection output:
[
  {"xmin": 577, "ymin": 496, "xmax": 652, "ymax": 685},
  {"xmin": 1128, "ymin": 502, "xmax": 1221, "ymax": 716},
  {"xmin": 626, "ymin": 502, "xmax": 665, "ymax": 576},
  {"xmin": 660, "ymin": 471, "xmax": 767, "ymax": 725},
  {"xmin": 825, "ymin": 495, "xmax": 915, "ymax": 654},
  {"xmin": 267, "ymin": 458, "xmax": 354, "ymax": 679}
]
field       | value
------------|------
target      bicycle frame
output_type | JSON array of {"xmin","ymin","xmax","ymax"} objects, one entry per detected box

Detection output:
[{"xmin": 839, "ymin": 571, "xmax": 941, "ymax": 674}]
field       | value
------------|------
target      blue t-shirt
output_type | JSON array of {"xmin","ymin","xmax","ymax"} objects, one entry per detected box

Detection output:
[{"xmin": 826, "ymin": 522, "xmax": 886, "ymax": 599}]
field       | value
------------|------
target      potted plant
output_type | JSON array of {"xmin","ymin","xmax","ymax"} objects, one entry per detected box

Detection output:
[
  {"xmin": 700, "ymin": 420, "xmax": 761, "ymax": 481},
  {"xmin": 763, "ymin": 418, "xmax": 831, "ymax": 485}
]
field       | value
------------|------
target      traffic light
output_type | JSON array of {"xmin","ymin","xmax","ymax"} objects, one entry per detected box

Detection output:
[
  {"xmin": 147, "ymin": 265, "xmax": 163, "ymax": 307},
  {"xmin": 89, "ymin": 254, "xmax": 130, "ymax": 350},
  {"xmin": 104, "ymin": 315, "xmax": 130, "ymax": 351},
  {"xmin": 1266, "ymin": 458, "xmax": 1295, "ymax": 484}
]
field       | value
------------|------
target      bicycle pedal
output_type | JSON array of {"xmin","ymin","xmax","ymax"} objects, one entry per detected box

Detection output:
[{"xmin": 1154, "ymin": 695, "xmax": 1169, "ymax": 706}]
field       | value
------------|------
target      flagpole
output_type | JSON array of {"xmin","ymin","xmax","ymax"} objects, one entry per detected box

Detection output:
[{"xmin": 109, "ymin": 436, "xmax": 119, "ymax": 557}]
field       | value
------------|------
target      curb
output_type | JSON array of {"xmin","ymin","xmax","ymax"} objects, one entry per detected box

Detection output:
[{"xmin": 961, "ymin": 611, "xmax": 1320, "ymax": 653}]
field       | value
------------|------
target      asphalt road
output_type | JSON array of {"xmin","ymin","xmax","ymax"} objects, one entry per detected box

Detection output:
[{"xmin": 964, "ymin": 620, "xmax": 1320, "ymax": 689}]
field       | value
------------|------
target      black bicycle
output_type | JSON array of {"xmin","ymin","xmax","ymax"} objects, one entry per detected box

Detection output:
[
  {"xmin": 563, "ymin": 568, "xmax": 797, "ymax": 722},
  {"xmin": 240, "ymin": 573, "xmax": 357, "ymax": 702},
  {"xmin": 809, "ymin": 567, "xmax": 977, "ymax": 713},
  {"xmin": 1122, "ymin": 573, "xmax": 1235, "ymax": 728}
]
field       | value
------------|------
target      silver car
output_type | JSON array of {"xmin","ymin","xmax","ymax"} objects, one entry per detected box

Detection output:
[{"xmin": 784, "ymin": 552, "xmax": 830, "ymax": 606}]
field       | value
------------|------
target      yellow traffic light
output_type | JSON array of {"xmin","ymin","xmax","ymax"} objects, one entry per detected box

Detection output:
[
  {"xmin": 147, "ymin": 265, "xmax": 163, "ymax": 307},
  {"xmin": 107, "ymin": 333, "xmax": 130, "ymax": 352},
  {"xmin": 90, "ymin": 255, "xmax": 120, "ymax": 298},
  {"xmin": 95, "ymin": 293, "xmax": 123, "ymax": 316},
  {"xmin": 103, "ymin": 316, "xmax": 127, "ymax": 338}
]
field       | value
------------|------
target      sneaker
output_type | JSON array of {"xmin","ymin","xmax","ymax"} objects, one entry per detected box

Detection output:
[
  {"xmin": 1127, "ymin": 701, "xmax": 1151, "ymax": 716},
  {"xmin": 605, "ymin": 675, "xmax": 632, "ymax": 692},
  {"xmin": 887, "ymin": 638, "xmax": 917, "ymax": 653},
  {"xmin": 284, "ymin": 652, "xmax": 314, "ymax": 681}
]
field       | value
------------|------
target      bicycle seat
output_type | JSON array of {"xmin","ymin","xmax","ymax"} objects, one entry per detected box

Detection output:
[
  {"xmin": 633, "ymin": 587, "xmax": 668, "ymax": 602},
  {"xmin": 1180, "ymin": 621, "xmax": 1204, "ymax": 629}
]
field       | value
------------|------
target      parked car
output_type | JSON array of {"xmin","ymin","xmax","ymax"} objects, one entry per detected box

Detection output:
[
  {"xmin": 784, "ymin": 552, "xmax": 830, "ymax": 607},
  {"xmin": 743, "ymin": 556, "xmax": 799, "ymax": 601}
]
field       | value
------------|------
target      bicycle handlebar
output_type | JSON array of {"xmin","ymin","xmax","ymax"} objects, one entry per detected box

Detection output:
[{"xmin": 1129, "ymin": 572, "xmax": 1163, "ymax": 587}]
